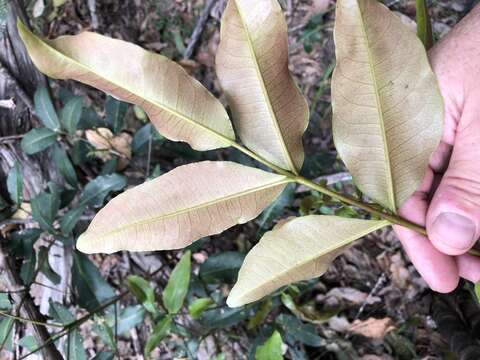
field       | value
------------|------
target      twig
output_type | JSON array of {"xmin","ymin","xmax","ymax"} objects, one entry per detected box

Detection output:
[
  {"xmin": 0, "ymin": 242, "xmax": 64, "ymax": 360},
  {"xmin": 87, "ymin": 0, "xmax": 98, "ymax": 29},
  {"xmin": 0, "ymin": 218, "xmax": 34, "ymax": 227},
  {"xmin": 354, "ymin": 272, "xmax": 387, "ymax": 320},
  {"xmin": 18, "ymin": 291, "xmax": 129, "ymax": 360},
  {"xmin": 0, "ymin": 310, "xmax": 64, "ymax": 328},
  {"xmin": 0, "ymin": 134, "xmax": 24, "ymax": 143},
  {"xmin": 184, "ymin": 0, "xmax": 217, "ymax": 59},
  {"xmin": 296, "ymin": 172, "xmax": 352, "ymax": 193}
]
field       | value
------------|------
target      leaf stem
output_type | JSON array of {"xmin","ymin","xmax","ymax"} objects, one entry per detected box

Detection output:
[
  {"xmin": 294, "ymin": 176, "xmax": 426, "ymax": 235},
  {"xmin": 229, "ymin": 141, "xmax": 426, "ymax": 234}
]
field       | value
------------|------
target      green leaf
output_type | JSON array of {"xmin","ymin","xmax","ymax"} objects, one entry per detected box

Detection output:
[
  {"xmin": 91, "ymin": 352, "xmax": 114, "ymax": 360},
  {"xmin": 71, "ymin": 139, "xmax": 91, "ymax": 165},
  {"xmin": 188, "ymin": 298, "xmax": 214, "ymax": 319},
  {"xmin": 144, "ymin": 316, "xmax": 172, "ymax": 359},
  {"xmin": 133, "ymin": 105, "xmax": 147, "ymax": 121},
  {"xmin": 21, "ymin": 128, "xmax": 57, "ymax": 154},
  {"xmin": 100, "ymin": 158, "xmax": 118, "ymax": 176},
  {"xmin": 71, "ymin": 252, "xmax": 116, "ymax": 311},
  {"xmin": 67, "ymin": 330, "xmax": 87, "ymax": 360},
  {"xmin": 199, "ymin": 251, "xmax": 245, "ymax": 284},
  {"xmin": 201, "ymin": 307, "xmax": 250, "ymax": 330},
  {"xmin": 276, "ymin": 314, "xmax": 324, "ymax": 347},
  {"xmin": 79, "ymin": 173, "xmax": 127, "ymax": 208},
  {"xmin": 132, "ymin": 123, "xmax": 153, "ymax": 154},
  {"xmin": 8, "ymin": 230, "xmax": 39, "ymax": 285},
  {"xmin": 60, "ymin": 96, "xmax": 83, "ymax": 135},
  {"xmin": 255, "ymin": 331, "xmax": 284, "ymax": 360},
  {"xmin": 162, "ymin": 251, "xmax": 191, "ymax": 314},
  {"xmin": 105, "ymin": 96, "xmax": 128, "ymax": 133},
  {"xmin": 416, "ymin": 0, "xmax": 433, "ymax": 50},
  {"xmin": 127, "ymin": 275, "xmax": 157, "ymax": 315},
  {"xmin": 94, "ymin": 316, "xmax": 116, "ymax": 350},
  {"xmin": 60, "ymin": 205, "xmax": 86, "ymax": 235},
  {"xmin": 80, "ymin": 107, "xmax": 102, "ymax": 129},
  {"xmin": 34, "ymin": 86, "xmax": 60, "ymax": 131},
  {"xmin": 49, "ymin": 300, "xmax": 75, "ymax": 324},
  {"xmin": 20, "ymin": 251, "xmax": 36, "ymax": 285},
  {"xmin": 38, "ymin": 246, "xmax": 61, "ymax": 284},
  {"xmin": 18, "ymin": 335, "xmax": 38, "ymax": 351},
  {"xmin": 0, "ymin": 294, "xmax": 11, "ymax": 310},
  {"xmin": 475, "ymin": 282, "xmax": 480, "ymax": 303},
  {"xmin": 31, "ymin": 191, "xmax": 61, "ymax": 233},
  {"xmin": 105, "ymin": 305, "xmax": 144, "ymax": 335},
  {"xmin": 248, "ymin": 299, "xmax": 273, "ymax": 330},
  {"xmin": 7, "ymin": 162, "xmax": 23, "ymax": 205},
  {"xmin": 0, "ymin": 318, "xmax": 14, "ymax": 352},
  {"xmin": 228, "ymin": 216, "xmax": 389, "ymax": 307},
  {"xmin": 53, "ymin": 145, "xmax": 78, "ymax": 187}
]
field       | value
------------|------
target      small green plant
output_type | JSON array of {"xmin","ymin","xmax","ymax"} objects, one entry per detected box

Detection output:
[{"xmin": 19, "ymin": 0, "xmax": 444, "ymax": 310}]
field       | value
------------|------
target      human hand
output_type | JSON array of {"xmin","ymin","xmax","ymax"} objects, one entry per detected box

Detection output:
[{"xmin": 394, "ymin": 5, "xmax": 480, "ymax": 292}]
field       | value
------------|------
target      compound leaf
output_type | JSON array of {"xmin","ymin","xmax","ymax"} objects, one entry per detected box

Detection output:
[
  {"xmin": 332, "ymin": 0, "xmax": 443, "ymax": 212},
  {"xmin": 227, "ymin": 215, "xmax": 388, "ymax": 307}
]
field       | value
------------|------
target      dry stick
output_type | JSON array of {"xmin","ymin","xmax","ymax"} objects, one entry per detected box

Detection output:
[
  {"xmin": 18, "ymin": 291, "xmax": 129, "ymax": 360},
  {"xmin": 0, "ymin": 246, "xmax": 64, "ymax": 360},
  {"xmin": 87, "ymin": 0, "xmax": 98, "ymax": 29},
  {"xmin": 183, "ymin": 0, "xmax": 217, "ymax": 59}
]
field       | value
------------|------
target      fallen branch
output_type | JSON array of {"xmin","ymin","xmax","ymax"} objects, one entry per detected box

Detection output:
[
  {"xmin": 0, "ymin": 241, "xmax": 64, "ymax": 360},
  {"xmin": 184, "ymin": 0, "xmax": 217, "ymax": 59}
]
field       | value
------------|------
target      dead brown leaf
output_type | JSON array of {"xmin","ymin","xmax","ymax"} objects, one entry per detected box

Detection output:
[{"xmin": 350, "ymin": 317, "xmax": 395, "ymax": 339}]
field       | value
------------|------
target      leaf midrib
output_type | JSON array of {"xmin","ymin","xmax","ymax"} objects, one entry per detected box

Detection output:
[
  {"xmin": 88, "ymin": 178, "xmax": 290, "ymax": 240},
  {"xmin": 233, "ymin": 1, "xmax": 299, "ymax": 174},
  {"xmin": 357, "ymin": 2, "xmax": 396, "ymax": 211}
]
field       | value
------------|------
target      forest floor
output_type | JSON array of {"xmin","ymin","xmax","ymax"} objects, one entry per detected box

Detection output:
[{"xmin": 3, "ymin": 0, "xmax": 479, "ymax": 359}]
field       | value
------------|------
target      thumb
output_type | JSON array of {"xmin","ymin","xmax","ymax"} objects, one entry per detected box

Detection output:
[{"xmin": 427, "ymin": 101, "xmax": 480, "ymax": 255}]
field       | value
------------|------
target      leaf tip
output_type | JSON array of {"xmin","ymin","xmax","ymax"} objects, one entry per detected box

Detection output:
[
  {"xmin": 16, "ymin": 18, "xmax": 30, "ymax": 43},
  {"xmin": 76, "ymin": 233, "xmax": 97, "ymax": 254},
  {"xmin": 226, "ymin": 287, "xmax": 244, "ymax": 308}
]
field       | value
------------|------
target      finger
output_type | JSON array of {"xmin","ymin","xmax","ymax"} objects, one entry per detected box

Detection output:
[
  {"xmin": 426, "ymin": 102, "xmax": 480, "ymax": 256},
  {"xmin": 395, "ymin": 226, "xmax": 459, "ymax": 292},
  {"xmin": 394, "ymin": 170, "xmax": 459, "ymax": 292},
  {"xmin": 457, "ymin": 254, "xmax": 480, "ymax": 283}
]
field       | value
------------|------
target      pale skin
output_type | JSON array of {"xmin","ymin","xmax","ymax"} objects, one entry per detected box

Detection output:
[{"xmin": 394, "ymin": 4, "xmax": 480, "ymax": 292}]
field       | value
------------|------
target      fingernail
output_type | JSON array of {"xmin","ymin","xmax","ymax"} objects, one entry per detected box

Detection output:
[{"xmin": 432, "ymin": 212, "xmax": 477, "ymax": 250}]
